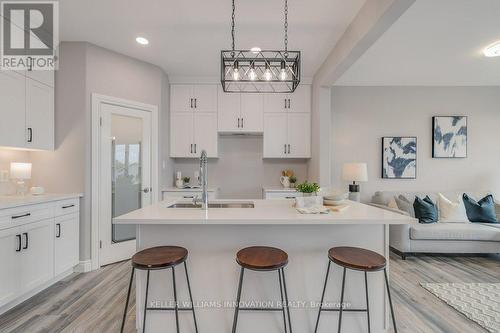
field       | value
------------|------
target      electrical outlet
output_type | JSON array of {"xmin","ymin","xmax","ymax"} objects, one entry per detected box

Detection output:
[{"xmin": 0, "ymin": 170, "xmax": 9, "ymax": 182}]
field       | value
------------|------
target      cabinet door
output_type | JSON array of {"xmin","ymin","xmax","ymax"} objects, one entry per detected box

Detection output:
[
  {"xmin": 54, "ymin": 213, "xmax": 79, "ymax": 276},
  {"xmin": 171, "ymin": 85, "xmax": 193, "ymax": 112},
  {"xmin": 288, "ymin": 85, "xmax": 311, "ymax": 113},
  {"xmin": 194, "ymin": 113, "xmax": 218, "ymax": 157},
  {"xmin": 170, "ymin": 113, "xmax": 194, "ymax": 157},
  {"xmin": 241, "ymin": 94, "xmax": 263, "ymax": 133},
  {"xmin": 20, "ymin": 220, "xmax": 54, "ymax": 293},
  {"xmin": 193, "ymin": 85, "xmax": 217, "ymax": 113},
  {"xmin": 218, "ymin": 88, "xmax": 240, "ymax": 132},
  {"xmin": 263, "ymin": 113, "xmax": 287, "ymax": 158},
  {"xmin": 287, "ymin": 113, "xmax": 311, "ymax": 158},
  {"xmin": 0, "ymin": 227, "xmax": 21, "ymax": 307},
  {"xmin": 264, "ymin": 94, "xmax": 287, "ymax": 113},
  {"xmin": 26, "ymin": 78, "xmax": 54, "ymax": 150},
  {"xmin": 0, "ymin": 71, "xmax": 26, "ymax": 148}
]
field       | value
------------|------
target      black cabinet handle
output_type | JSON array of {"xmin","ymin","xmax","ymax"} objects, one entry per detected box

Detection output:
[
  {"xmin": 16, "ymin": 234, "xmax": 22, "ymax": 252},
  {"xmin": 194, "ymin": 98, "xmax": 197, "ymax": 108},
  {"xmin": 12, "ymin": 213, "xmax": 30, "ymax": 219},
  {"xmin": 190, "ymin": 144, "xmax": 193, "ymax": 154},
  {"xmin": 62, "ymin": 204, "xmax": 75, "ymax": 209},
  {"xmin": 190, "ymin": 98, "xmax": 193, "ymax": 108},
  {"xmin": 288, "ymin": 144, "xmax": 291, "ymax": 154},
  {"xmin": 27, "ymin": 127, "xmax": 33, "ymax": 143},
  {"xmin": 237, "ymin": 118, "xmax": 240, "ymax": 128},
  {"xmin": 284, "ymin": 99, "xmax": 287, "ymax": 109},
  {"xmin": 241, "ymin": 118, "xmax": 244, "ymax": 128},
  {"xmin": 183, "ymin": 195, "xmax": 194, "ymax": 199},
  {"xmin": 22, "ymin": 232, "xmax": 28, "ymax": 249},
  {"xmin": 56, "ymin": 223, "xmax": 61, "ymax": 238},
  {"xmin": 284, "ymin": 144, "xmax": 287, "ymax": 154},
  {"xmin": 285, "ymin": 196, "xmax": 295, "ymax": 199},
  {"xmin": 288, "ymin": 99, "xmax": 291, "ymax": 109},
  {"xmin": 194, "ymin": 144, "xmax": 197, "ymax": 154}
]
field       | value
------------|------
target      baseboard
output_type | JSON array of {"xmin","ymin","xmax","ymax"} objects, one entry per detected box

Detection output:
[{"xmin": 74, "ymin": 260, "xmax": 92, "ymax": 273}]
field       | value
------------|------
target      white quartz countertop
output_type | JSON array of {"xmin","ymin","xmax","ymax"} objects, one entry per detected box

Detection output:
[
  {"xmin": 114, "ymin": 198, "xmax": 416, "ymax": 225},
  {"xmin": 262, "ymin": 186, "xmax": 297, "ymax": 192},
  {"xmin": 162, "ymin": 187, "xmax": 218, "ymax": 192},
  {"xmin": 0, "ymin": 193, "xmax": 83, "ymax": 210}
]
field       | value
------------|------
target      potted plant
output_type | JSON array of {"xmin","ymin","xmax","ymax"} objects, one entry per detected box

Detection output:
[
  {"xmin": 182, "ymin": 176, "xmax": 190, "ymax": 186},
  {"xmin": 294, "ymin": 181, "xmax": 322, "ymax": 208},
  {"xmin": 289, "ymin": 176, "xmax": 297, "ymax": 188}
]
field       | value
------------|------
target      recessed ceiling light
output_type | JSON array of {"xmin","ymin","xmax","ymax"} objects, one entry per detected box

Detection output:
[
  {"xmin": 483, "ymin": 41, "xmax": 500, "ymax": 57},
  {"xmin": 250, "ymin": 47, "xmax": 261, "ymax": 53},
  {"xmin": 136, "ymin": 37, "xmax": 149, "ymax": 45}
]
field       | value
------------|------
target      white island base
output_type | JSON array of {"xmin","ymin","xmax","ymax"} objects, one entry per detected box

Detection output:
[{"xmin": 115, "ymin": 200, "xmax": 415, "ymax": 333}]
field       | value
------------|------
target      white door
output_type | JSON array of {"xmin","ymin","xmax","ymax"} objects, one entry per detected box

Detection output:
[
  {"xmin": 288, "ymin": 85, "xmax": 311, "ymax": 113},
  {"xmin": 170, "ymin": 85, "xmax": 193, "ymax": 112},
  {"xmin": 287, "ymin": 113, "xmax": 311, "ymax": 158},
  {"xmin": 20, "ymin": 220, "xmax": 54, "ymax": 293},
  {"xmin": 25, "ymin": 78, "xmax": 54, "ymax": 150},
  {"xmin": 263, "ymin": 113, "xmax": 287, "ymax": 158},
  {"xmin": 264, "ymin": 94, "xmax": 287, "ymax": 113},
  {"xmin": 54, "ymin": 213, "xmax": 80, "ymax": 276},
  {"xmin": 218, "ymin": 89, "xmax": 240, "ymax": 132},
  {"xmin": 170, "ymin": 113, "xmax": 194, "ymax": 157},
  {"xmin": 0, "ymin": 227, "xmax": 21, "ymax": 307},
  {"xmin": 194, "ymin": 113, "xmax": 218, "ymax": 157},
  {"xmin": 193, "ymin": 85, "xmax": 217, "ymax": 112},
  {"xmin": 241, "ymin": 94, "xmax": 264, "ymax": 132},
  {"xmin": 0, "ymin": 71, "xmax": 26, "ymax": 148},
  {"xmin": 99, "ymin": 103, "xmax": 153, "ymax": 266}
]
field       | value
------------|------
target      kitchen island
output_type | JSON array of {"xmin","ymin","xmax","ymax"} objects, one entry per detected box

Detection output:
[{"xmin": 114, "ymin": 198, "xmax": 415, "ymax": 333}]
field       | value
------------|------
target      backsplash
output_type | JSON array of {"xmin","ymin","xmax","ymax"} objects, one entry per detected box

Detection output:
[
  {"xmin": 0, "ymin": 149, "xmax": 32, "ymax": 195},
  {"xmin": 173, "ymin": 136, "xmax": 309, "ymax": 199}
]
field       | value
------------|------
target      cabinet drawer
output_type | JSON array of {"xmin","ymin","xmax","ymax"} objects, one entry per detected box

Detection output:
[
  {"xmin": 0, "ymin": 203, "xmax": 53, "ymax": 230},
  {"xmin": 264, "ymin": 191, "xmax": 302, "ymax": 199},
  {"xmin": 54, "ymin": 199, "xmax": 80, "ymax": 217}
]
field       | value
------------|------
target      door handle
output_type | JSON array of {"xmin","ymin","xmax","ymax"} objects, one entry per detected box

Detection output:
[
  {"xmin": 27, "ymin": 128, "xmax": 33, "ymax": 143},
  {"xmin": 142, "ymin": 188, "xmax": 150, "ymax": 193},
  {"xmin": 56, "ymin": 223, "xmax": 61, "ymax": 238},
  {"xmin": 16, "ymin": 234, "xmax": 22, "ymax": 252},
  {"xmin": 22, "ymin": 232, "xmax": 28, "ymax": 250}
]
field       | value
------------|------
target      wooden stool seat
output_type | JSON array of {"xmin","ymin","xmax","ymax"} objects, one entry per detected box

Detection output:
[
  {"xmin": 132, "ymin": 246, "xmax": 188, "ymax": 269},
  {"xmin": 236, "ymin": 246, "xmax": 288, "ymax": 271},
  {"xmin": 328, "ymin": 246, "xmax": 386, "ymax": 272}
]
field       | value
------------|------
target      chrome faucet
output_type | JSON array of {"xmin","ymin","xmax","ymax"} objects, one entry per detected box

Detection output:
[{"xmin": 194, "ymin": 149, "xmax": 208, "ymax": 210}]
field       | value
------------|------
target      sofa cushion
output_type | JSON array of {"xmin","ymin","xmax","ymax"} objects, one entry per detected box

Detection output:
[
  {"xmin": 413, "ymin": 196, "xmax": 438, "ymax": 224},
  {"xmin": 437, "ymin": 193, "xmax": 468, "ymax": 223},
  {"xmin": 463, "ymin": 194, "xmax": 498, "ymax": 223},
  {"xmin": 410, "ymin": 223, "xmax": 500, "ymax": 241},
  {"xmin": 395, "ymin": 195, "xmax": 415, "ymax": 217}
]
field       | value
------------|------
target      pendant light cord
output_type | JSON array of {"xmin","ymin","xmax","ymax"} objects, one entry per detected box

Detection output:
[
  {"xmin": 284, "ymin": 0, "xmax": 288, "ymax": 56},
  {"xmin": 231, "ymin": 0, "xmax": 235, "ymax": 53}
]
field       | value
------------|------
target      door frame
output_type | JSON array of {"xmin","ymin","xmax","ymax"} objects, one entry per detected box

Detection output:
[{"xmin": 91, "ymin": 93, "xmax": 159, "ymax": 270}]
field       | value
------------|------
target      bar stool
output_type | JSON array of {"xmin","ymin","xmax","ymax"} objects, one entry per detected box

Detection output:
[
  {"xmin": 232, "ymin": 246, "xmax": 292, "ymax": 333},
  {"xmin": 120, "ymin": 246, "xmax": 198, "ymax": 333},
  {"xmin": 314, "ymin": 246, "xmax": 397, "ymax": 333}
]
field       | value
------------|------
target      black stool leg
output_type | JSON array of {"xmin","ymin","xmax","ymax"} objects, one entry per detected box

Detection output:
[
  {"xmin": 384, "ymin": 268, "xmax": 398, "ymax": 333},
  {"xmin": 281, "ymin": 268, "xmax": 293, "ymax": 333},
  {"xmin": 172, "ymin": 266, "xmax": 180, "ymax": 333},
  {"xmin": 120, "ymin": 268, "xmax": 135, "ymax": 333},
  {"xmin": 278, "ymin": 269, "xmax": 288, "ymax": 333},
  {"xmin": 314, "ymin": 260, "xmax": 331, "ymax": 333},
  {"xmin": 184, "ymin": 261, "xmax": 199, "ymax": 333},
  {"xmin": 337, "ymin": 267, "xmax": 346, "ymax": 333},
  {"xmin": 232, "ymin": 267, "xmax": 245, "ymax": 333},
  {"xmin": 364, "ymin": 272, "xmax": 371, "ymax": 333},
  {"xmin": 143, "ymin": 270, "xmax": 150, "ymax": 333}
]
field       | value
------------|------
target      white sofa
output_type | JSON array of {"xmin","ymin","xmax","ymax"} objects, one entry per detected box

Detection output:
[{"xmin": 371, "ymin": 191, "xmax": 500, "ymax": 259}]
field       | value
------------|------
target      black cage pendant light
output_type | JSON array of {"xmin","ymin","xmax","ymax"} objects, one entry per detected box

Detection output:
[{"xmin": 220, "ymin": 0, "xmax": 301, "ymax": 93}]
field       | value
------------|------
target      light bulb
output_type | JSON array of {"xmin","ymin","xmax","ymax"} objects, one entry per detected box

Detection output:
[
  {"xmin": 279, "ymin": 61, "xmax": 287, "ymax": 81},
  {"xmin": 232, "ymin": 61, "xmax": 240, "ymax": 80},
  {"xmin": 263, "ymin": 63, "xmax": 272, "ymax": 81},
  {"xmin": 249, "ymin": 68, "xmax": 257, "ymax": 80}
]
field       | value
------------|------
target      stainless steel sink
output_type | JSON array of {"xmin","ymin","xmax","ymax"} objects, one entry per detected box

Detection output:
[{"xmin": 167, "ymin": 202, "xmax": 255, "ymax": 209}]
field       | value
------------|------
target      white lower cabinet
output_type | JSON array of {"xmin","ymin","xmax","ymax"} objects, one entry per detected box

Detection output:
[{"xmin": 0, "ymin": 198, "xmax": 80, "ymax": 313}]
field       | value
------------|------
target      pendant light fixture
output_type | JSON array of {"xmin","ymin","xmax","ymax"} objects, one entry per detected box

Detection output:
[{"xmin": 221, "ymin": 0, "xmax": 301, "ymax": 93}]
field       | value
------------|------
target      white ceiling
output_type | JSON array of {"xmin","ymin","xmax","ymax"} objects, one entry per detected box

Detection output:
[
  {"xmin": 59, "ymin": 0, "xmax": 365, "ymax": 80},
  {"xmin": 336, "ymin": 0, "xmax": 500, "ymax": 86}
]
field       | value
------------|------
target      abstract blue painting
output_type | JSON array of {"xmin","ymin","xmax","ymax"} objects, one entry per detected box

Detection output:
[
  {"xmin": 382, "ymin": 137, "xmax": 417, "ymax": 179},
  {"xmin": 433, "ymin": 116, "xmax": 467, "ymax": 158}
]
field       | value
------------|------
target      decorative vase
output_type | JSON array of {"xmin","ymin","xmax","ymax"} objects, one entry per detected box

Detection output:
[
  {"xmin": 280, "ymin": 176, "xmax": 290, "ymax": 188},
  {"xmin": 295, "ymin": 195, "xmax": 323, "ymax": 208}
]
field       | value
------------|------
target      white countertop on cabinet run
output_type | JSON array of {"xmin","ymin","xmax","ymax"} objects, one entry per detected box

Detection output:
[
  {"xmin": 0, "ymin": 193, "xmax": 82, "ymax": 210},
  {"xmin": 262, "ymin": 186, "xmax": 297, "ymax": 192},
  {"xmin": 114, "ymin": 198, "xmax": 416, "ymax": 225},
  {"xmin": 161, "ymin": 187, "xmax": 218, "ymax": 192}
]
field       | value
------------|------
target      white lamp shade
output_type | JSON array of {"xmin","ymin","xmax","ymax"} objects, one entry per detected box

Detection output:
[
  {"xmin": 10, "ymin": 163, "xmax": 32, "ymax": 180},
  {"xmin": 342, "ymin": 163, "xmax": 368, "ymax": 182}
]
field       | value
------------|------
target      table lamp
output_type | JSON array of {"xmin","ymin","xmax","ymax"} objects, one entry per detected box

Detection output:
[
  {"xmin": 342, "ymin": 163, "xmax": 368, "ymax": 202},
  {"xmin": 10, "ymin": 162, "xmax": 32, "ymax": 196}
]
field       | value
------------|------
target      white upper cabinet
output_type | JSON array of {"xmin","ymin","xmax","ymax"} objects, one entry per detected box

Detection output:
[
  {"xmin": 263, "ymin": 113, "xmax": 288, "ymax": 158},
  {"xmin": 264, "ymin": 84, "xmax": 311, "ymax": 113},
  {"xmin": 171, "ymin": 85, "xmax": 217, "ymax": 113},
  {"xmin": 218, "ymin": 86, "xmax": 263, "ymax": 133},
  {"xmin": 170, "ymin": 113, "xmax": 194, "ymax": 157},
  {"xmin": 286, "ymin": 113, "xmax": 311, "ymax": 158},
  {"xmin": 194, "ymin": 113, "xmax": 218, "ymax": 157},
  {"xmin": 0, "ymin": 70, "xmax": 54, "ymax": 150}
]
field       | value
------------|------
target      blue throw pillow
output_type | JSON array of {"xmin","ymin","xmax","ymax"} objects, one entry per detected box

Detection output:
[
  {"xmin": 462, "ymin": 194, "xmax": 498, "ymax": 223},
  {"xmin": 413, "ymin": 196, "xmax": 438, "ymax": 224}
]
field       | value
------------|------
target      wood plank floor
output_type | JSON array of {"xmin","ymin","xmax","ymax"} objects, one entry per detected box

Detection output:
[{"xmin": 0, "ymin": 254, "xmax": 498, "ymax": 333}]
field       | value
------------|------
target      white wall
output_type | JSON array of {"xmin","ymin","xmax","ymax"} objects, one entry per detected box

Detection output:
[
  {"xmin": 331, "ymin": 86, "xmax": 500, "ymax": 202},
  {"xmin": 0, "ymin": 150, "xmax": 32, "ymax": 195},
  {"xmin": 173, "ymin": 136, "xmax": 309, "ymax": 199},
  {"xmin": 31, "ymin": 42, "xmax": 172, "ymax": 261}
]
